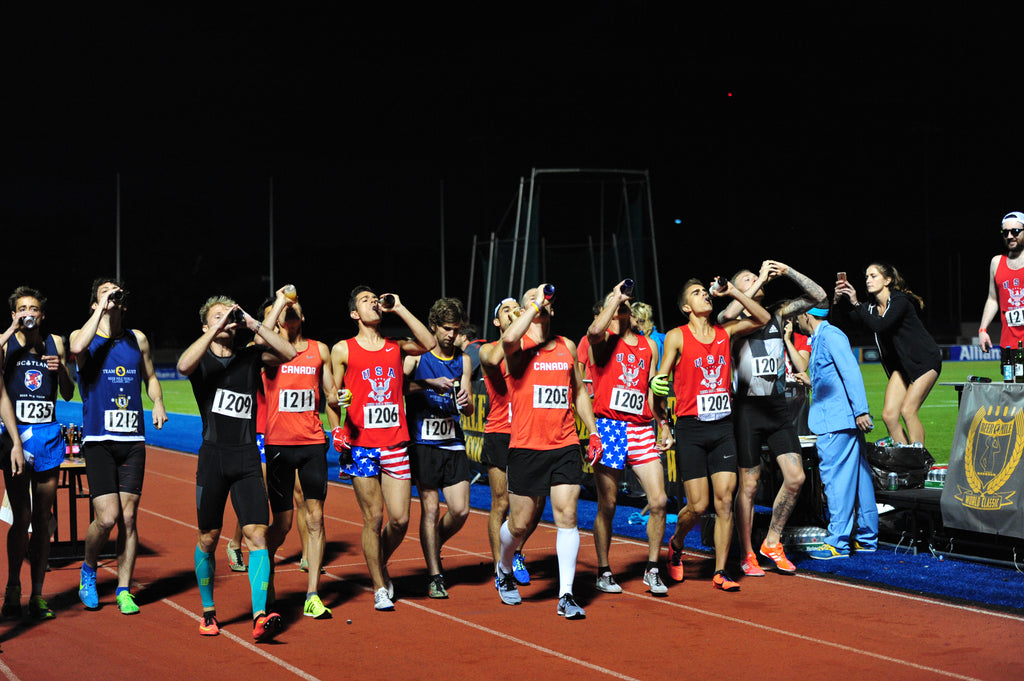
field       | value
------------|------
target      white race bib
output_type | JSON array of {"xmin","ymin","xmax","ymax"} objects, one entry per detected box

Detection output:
[
  {"xmin": 752, "ymin": 355, "xmax": 781, "ymax": 378},
  {"xmin": 16, "ymin": 400, "xmax": 54, "ymax": 424},
  {"xmin": 609, "ymin": 387, "xmax": 644, "ymax": 416},
  {"xmin": 212, "ymin": 389, "xmax": 254, "ymax": 420},
  {"xmin": 104, "ymin": 409, "xmax": 141, "ymax": 433},
  {"xmin": 1006, "ymin": 309, "xmax": 1024, "ymax": 328},
  {"xmin": 696, "ymin": 392, "xmax": 731, "ymax": 421},
  {"xmin": 533, "ymin": 384, "xmax": 569, "ymax": 409},
  {"xmin": 278, "ymin": 389, "xmax": 316, "ymax": 413},
  {"xmin": 420, "ymin": 417, "xmax": 456, "ymax": 441},
  {"xmin": 364, "ymin": 403, "xmax": 400, "ymax": 428}
]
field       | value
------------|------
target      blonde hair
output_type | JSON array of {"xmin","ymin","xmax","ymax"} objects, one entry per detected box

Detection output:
[
  {"xmin": 631, "ymin": 301, "xmax": 654, "ymax": 335},
  {"xmin": 199, "ymin": 295, "xmax": 236, "ymax": 324}
]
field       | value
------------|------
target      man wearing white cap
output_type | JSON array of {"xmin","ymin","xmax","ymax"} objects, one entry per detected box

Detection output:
[{"xmin": 978, "ymin": 211, "xmax": 1024, "ymax": 352}]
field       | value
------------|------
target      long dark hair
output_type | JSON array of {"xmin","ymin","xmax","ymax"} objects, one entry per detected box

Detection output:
[{"xmin": 869, "ymin": 261, "xmax": 924, "ymax": 309}]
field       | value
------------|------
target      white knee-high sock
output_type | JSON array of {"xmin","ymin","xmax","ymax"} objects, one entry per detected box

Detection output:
[
  {"xmin": 556, "ymin": 526, "xmax": 580, "ymax": 597},
  {"xmin": 499, "ymin": 520, "xmax": 516, "ymax": 574}
]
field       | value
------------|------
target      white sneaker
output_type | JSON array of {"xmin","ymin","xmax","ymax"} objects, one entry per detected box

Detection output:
[
  {"xmin": 495, "ymin": 569, "xmax": 522, "ymax": 605},
  {"xmin": 595, "ymin": 572, "xmax": 622, "ymax": 594},
  {"xmin": 643, "ymin": 568, "xmax": 668, "ymax": 595},
  {"xmin": 557, "ymin": 593, "xmax": 586, "ymax": 619},
  {"xmin": 374, "ymin": 587, "xmax": 395, "ymax": 611}
]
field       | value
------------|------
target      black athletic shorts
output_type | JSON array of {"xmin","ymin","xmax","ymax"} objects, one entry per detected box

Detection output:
[
  {"xmin": 674, "ymin": 416, "xmax": 737, "ymax": 482},
  {"xmin": 196, "ymin": 442, "xmax": 269, "ymax": 531},
  {"xmin": 265, "ymin": 441, "xmax": 329, "ymax": 513},
  {"xmin": 507, "ymin": 444, "xmax": 583, "ymax": 497},
  {"xmin": 733, "ymin": 397, "xmax": 801, "ymax": 469},
  {"xmin": 480, "ymin": 432, "xmax": 511, "ymax": 470},
  {"xmin": 410, "ymin": 443, "xmax": 472, "ymax": 490},
  {"xmin": 82, "ymin": 440, "xmax": 147, "ymax": 497}
]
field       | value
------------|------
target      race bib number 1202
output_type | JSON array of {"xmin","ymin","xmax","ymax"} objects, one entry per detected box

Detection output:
[{"xmin": 696, "ymin": 392, "xmax": 731, "ymax": 421}]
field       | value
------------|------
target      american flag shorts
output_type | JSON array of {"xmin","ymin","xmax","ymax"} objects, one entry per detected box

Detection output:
[
  {"xmin": 344, "ymin": 445, "xmax": 411, "ymax": 480},
  {"xmin": 594, "ymin": 418, "xmax": 659, "ymax": 470}
]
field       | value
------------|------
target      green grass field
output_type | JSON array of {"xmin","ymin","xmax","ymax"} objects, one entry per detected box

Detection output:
[{"xmin": 114, "ymin": 359, "xmax": 998, "ymax": 466}]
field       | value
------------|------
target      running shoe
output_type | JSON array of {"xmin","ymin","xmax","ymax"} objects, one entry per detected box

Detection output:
[
  {"xmin": 512, "ymin": 551, "xmax": 530, "ymax": 585},
  {"xmin": 27, "ymin": 595, "xmax": 54, "ymax": 620},
  {"xmin": 374, "ymin": 587, "xmax": 395, "ymax": 611},
  {"xmin": 226, "ymin": 544, "xmax": 246, "ymax": 572},
  {"xmin": 852, "ymin": 541, "xmax": 877, "ymax": 553},
  {"xmin": 299, "ymin": 558, "xmax": 326, "ymax": 574},
  {"xmin": 643, "ymin": 568, "xmax": 668, "ymax": 596},
  {"xmin": 79, "ymin": 567, "xmax": 99, "ymax": 609},
  {"xmin": 199, "ymin": 612, "xmax": 220, "ymax": 636},
  {"xmin": 712, "ymin": 570, "xmax": 740, "ymax": 592},
  {"xmin": 116, "ymin": 591, "xmax": 140, "ymax": 615},
  {"xmin": 556, "ymin": 593, "xmax": 586, "ymax": 619},
  {"xmin": 666, "ymin": 536, "xmax": 685, "ymax": 582},
  {"xmin": 253, "ymin": 611, "xmax": 283, "ymax": 641},
  {"xmin": 303, "ymin": 594, "xmax": 332, "ymax": 619},
  {"xmin": 740, "ymin": 552, "xmax": 766, "ymax": 577},
  {"xmin": 495, "ymin": 569, "xmax": 521, "ymax": 606},
  {"xmin": 759, "ymin": 540, "xmax": 796, "ymax": 573},
  {"xmin": 428, "ymin": 575, "xmax": 449, "ymax": 599},
  {"xmin": 595, "ymin": 571, "xmax": 622, "ymax": 594},
  {"xmin": 807, "ymin": 543, "xmax": 849, "ymax": 560},
  {"xmin": 1, "ymin": 585, "xmax": 21, "ymax": 619}
]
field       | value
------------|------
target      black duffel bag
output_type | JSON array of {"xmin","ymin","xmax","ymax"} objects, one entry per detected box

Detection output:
[{"xmin": 865, "ymin": 442, "xmax": 935, "ymax": 491}]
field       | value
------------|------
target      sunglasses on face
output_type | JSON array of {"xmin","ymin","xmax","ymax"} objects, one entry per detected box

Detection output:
[{"xmin": 1002, "ymin": 228, "xmax": 1023, "ymax": 237}]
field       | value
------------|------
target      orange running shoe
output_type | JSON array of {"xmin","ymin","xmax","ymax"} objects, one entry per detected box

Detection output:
[
  {"xmin": 199, "ymin": 612, "xmax": 220, "ymax": 636},
  {"xmin": 666, "ymin": 536, "xmax": 685, "ymax": 582},
  {"xmin": 253, "ymin": 611, "xmax": 283, "ymax": 642},
  {"xmin": 740, "ymin": 552, "xmax": 765, "ymax": 577},
  {"xmin": 712, "ymin": 570, "xmax": 740, "ymax": 592},
  {"xmin": 759, "ymin": 540, "xmax": 797, "ymax": 574}
]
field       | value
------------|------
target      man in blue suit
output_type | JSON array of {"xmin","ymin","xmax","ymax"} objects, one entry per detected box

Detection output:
[{"xmin": 795, "ymin": 305, "xmax": 878, "ymax": 559}]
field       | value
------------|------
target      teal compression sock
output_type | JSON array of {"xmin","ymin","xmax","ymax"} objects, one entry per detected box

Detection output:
[
  {"xmin": 248, "ymin": 549, "xmax": 270, "ymax": 614},
  {"xmin": 195, "ymin": 545, "xmax": 216, "ymax": 609}
]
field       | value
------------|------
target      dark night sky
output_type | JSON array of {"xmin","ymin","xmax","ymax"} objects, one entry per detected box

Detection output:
[{"xmin": 3, "ymin": 4, "xmax": 1022, "ymax": 358}]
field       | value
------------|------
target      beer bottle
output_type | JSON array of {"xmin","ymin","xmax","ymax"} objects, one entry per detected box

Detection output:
[
  {"xmin": 1015, "ymin": 341, "xmax": 1024, "ymax": 383},
  {"xmin": 1004, "ymin": 346, "xmax": 1015, "ymax": 383}
]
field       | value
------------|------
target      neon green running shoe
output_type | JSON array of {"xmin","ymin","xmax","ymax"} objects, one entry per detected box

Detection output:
[
  {"xmin": 28, "ymin": 595, "xmax": 55, "ymax": 620},
  {"xmin": 116, "ymin": 591, "xmax": 140, "ymax": 615},
  {"xmin": 303, "ymin": 594, "xmax": 332, "ymax": 619}
]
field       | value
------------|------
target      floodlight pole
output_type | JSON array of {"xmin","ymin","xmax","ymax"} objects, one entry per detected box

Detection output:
[{"xmin": 115, "ymin": 173, "xmax": 121, "ymax": 281}]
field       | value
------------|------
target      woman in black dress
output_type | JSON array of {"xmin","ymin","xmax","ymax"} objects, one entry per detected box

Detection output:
[{"xmin": 834, "ymin": 262, "xmax": 941, "ymax": 446}]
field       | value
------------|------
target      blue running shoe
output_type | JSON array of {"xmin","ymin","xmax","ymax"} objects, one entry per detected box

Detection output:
[
  {"xmin": 79, "ymin": 567, "xmax": 99, "ymax": 609},
  {"xmin": 512, "ymin": 551, "xmax": 530, "ymax": 585}
]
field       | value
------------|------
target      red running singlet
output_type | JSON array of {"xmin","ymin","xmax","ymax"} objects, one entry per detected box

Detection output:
[{"xmin": 342, "ymin": 338, "xmax": 407, "ymax": 448}]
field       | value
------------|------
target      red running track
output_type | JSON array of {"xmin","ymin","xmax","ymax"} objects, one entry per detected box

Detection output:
[{"xmin": 1, "ymin": 445, "xmax": 1022, "ymax": 681}]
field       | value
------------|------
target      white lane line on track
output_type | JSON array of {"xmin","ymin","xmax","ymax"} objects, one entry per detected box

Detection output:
[
  {"xmin": 146, "ymin": 448, "xmax": 1024, "ymax": 622},
  {"xmin": 615, "ymin": 587, "xmax": 987, "ymax": 681},
  {"xmin": 0, "ymin": 658, "xmax": 23, "ymax": 681},
  {"xmin": 160, "ymin": 598, "xmax": 323, "ymax": 681}
]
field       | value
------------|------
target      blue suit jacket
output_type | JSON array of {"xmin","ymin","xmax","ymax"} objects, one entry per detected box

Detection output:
[{"xmin": 807, "ymin": 320, "xmax": 870, "ymax": 435}]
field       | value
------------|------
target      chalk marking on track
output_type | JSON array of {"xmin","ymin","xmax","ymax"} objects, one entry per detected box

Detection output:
[
  {"xmin": 615, "ymin": 589, "xmax": 986, "ymax": 681},
  {"xmin": 161, "ymin": 598, "xmax": 323, "ymax": 681},
  {"xmin": 0, "ymin": 657, "xmax": 23, "ymax": 681}
]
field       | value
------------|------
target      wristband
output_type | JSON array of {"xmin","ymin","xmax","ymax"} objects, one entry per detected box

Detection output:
[
  {"xmin": 530, "ymin": 302, "xmax": 541, "ymax": 313},
  {"xmin": 979, "ymin": 327, "xmax": 987, "ymax": 334}
]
